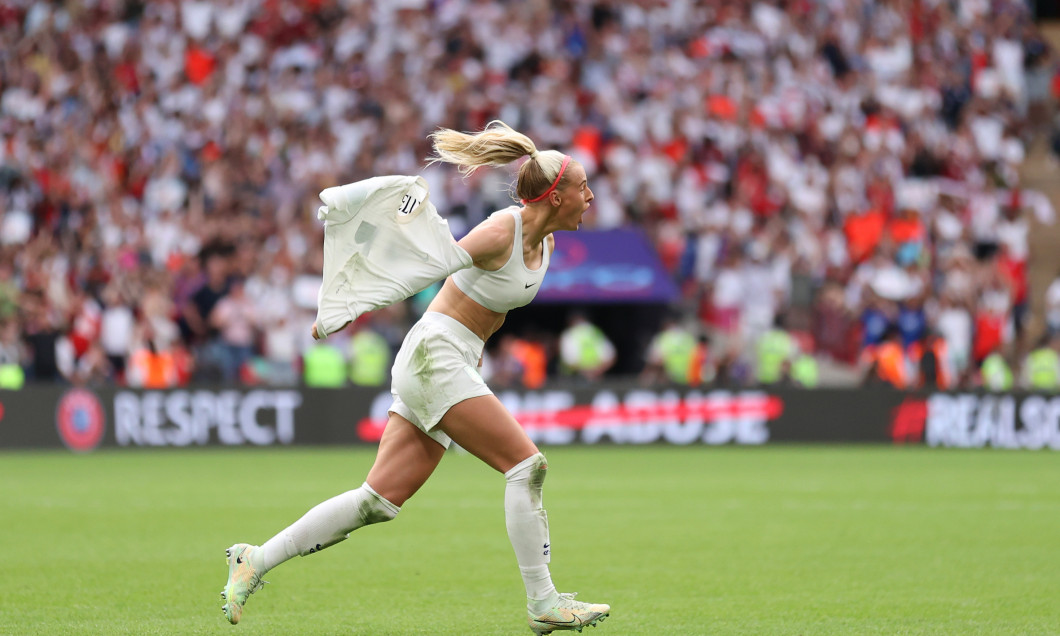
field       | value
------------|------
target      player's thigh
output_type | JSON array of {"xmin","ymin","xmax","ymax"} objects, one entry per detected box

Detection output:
[
  {"xmin": 437, "ymin": 395, "xmax": 539, "ymax": 474},
  {"xmin": 366, "ymin": 414, "xmax": 446, "ymax": 506}
]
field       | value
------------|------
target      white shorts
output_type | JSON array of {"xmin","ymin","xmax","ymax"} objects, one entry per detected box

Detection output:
[{"xmin": 389, "ymin": 312, "xmax": 492, "ymax": 448}]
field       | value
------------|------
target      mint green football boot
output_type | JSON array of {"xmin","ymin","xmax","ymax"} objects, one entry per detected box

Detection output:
[{"xmin": 220, "ymin": 544, "xmax": 266, "ymax": 624}]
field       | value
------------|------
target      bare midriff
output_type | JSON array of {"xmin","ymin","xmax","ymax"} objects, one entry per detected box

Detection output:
[{"xmin": 426, "ymin": 278, "xmax": 506, "ymax": 342}]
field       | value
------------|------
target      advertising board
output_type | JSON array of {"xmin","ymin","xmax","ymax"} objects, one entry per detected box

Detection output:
[{"xmin": 1, "ymin": 385, "xmax": 1056, "ymax": 452}]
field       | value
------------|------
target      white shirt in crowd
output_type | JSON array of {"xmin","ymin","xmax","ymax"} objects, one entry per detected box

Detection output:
[
  {"xmin": 1045, "ymin": 278, "xmax": 1060, "ymax": 332},
  {"xmin": 100, "ymin": 304, "xmax": 135, "ymax": 358},
  {"xmin": 935, "ymin": 304, "xmax": 973, "ymax": 372}
]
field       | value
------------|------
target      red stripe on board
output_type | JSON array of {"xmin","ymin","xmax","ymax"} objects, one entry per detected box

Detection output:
[{"xmin": 357, "ymin": 396, "xmax": 783, "ymax": 442}]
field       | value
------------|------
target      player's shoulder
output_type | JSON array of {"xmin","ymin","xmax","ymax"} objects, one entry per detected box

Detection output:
[
  {"xmin": 459, "ymin": 209, "xmax": 517, "ymax": 265},
  {"xmin": 486, "ymin": 207, "xmax": 519, "ymax": 228},
  {"xmin": 476, "ymin": 209, "xmax": 518, "ymax": 242}
]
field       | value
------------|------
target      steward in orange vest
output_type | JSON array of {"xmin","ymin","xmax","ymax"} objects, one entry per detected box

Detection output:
[
  {"xmin": 860, "ymin": 326, "xmax": 910, "ymax": 389},
  {"xmin": 908, "ymin": 332, "xmax": 953, "ymax": 390}
]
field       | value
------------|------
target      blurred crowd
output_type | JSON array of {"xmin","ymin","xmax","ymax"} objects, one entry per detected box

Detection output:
[{"xmin": 2, "ymin": 0, "xmax": 1060, "ymax": 391}]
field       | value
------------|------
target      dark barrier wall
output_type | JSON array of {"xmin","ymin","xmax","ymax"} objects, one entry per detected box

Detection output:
[
  {"xmin": 2, "ymin": 384, "xmax": 1059, "ymax": 452},
  {"xmin": 1035, "ymin": 2, "xmax": 1060, "ymax": 20}
]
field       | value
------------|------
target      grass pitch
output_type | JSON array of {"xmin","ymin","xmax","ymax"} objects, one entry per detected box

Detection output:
[{"xmin": 1, "ymin": 445, "xmax": 1058, "ymax": 635}]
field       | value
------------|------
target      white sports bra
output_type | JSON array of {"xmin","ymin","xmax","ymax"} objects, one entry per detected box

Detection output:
[{"xmin": 451, "ymin": 207, "xmax": 551, "ymax": 313}]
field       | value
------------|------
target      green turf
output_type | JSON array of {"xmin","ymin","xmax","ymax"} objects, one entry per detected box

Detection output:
[{"xmin": 1, "ymin": 445, "xmax": 1058, "ymax": 635}]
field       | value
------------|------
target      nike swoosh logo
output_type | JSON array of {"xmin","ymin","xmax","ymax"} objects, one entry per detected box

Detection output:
[
  {"xmin": 525, "ymin": 282, "xmax": 537, "ymax": 289},
  {"xmin": 536, "ymin": 617, "xmax": 579, "ymax": 626}
]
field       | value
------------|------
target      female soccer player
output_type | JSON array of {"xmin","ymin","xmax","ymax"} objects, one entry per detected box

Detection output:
[{"xmin": 221, "ymin": 121, "xmax": 611, "ymax": 634}]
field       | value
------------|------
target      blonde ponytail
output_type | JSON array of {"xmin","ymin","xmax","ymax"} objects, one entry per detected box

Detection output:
[{"xmin": 428, "ymin": 120, "xmax": 572, "ymax": 205}]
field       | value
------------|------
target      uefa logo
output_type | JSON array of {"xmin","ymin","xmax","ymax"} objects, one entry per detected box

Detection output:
[{"xmin": 56, "ymin": 388, "xmax": 105, "ymax": 453}]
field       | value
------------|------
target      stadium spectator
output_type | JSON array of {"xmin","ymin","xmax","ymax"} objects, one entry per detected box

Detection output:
[
  {"xmin": 558, "ymin": 312, "xmax": 616, "ymax": 382},
  {"xmin": 19, "ymin": 292, "xmax": 65, "ymax": 383},
  {"xmin": 509, "ymin": 333, "xmax": 550, "ymax": 390},
  {"xmin": 257, "ymin": 313, "xmax": 301, "ymax": 386},
  {"xmin": 704, "ymin": 247, "xmax": 746, "ymax": 337},
  {"xmin": 754, "ymin": 314, "xmax": 797, "ymax": 386},
  {"xmin": 897, "ymin": 293, "xmax": 930, "ymax": 350},
  {"xmin": 98, "ymin": 285, "xmax": 135, "ymax": 383},
  {"xmin": 126, "ymin": 337, "xmax": 180, "ymax": 390},
  {"xmin": 639, "ymin": 315, "xmax": 700, "ymax": 386},
  {"xmin": 347, "ymin": 322, "xmax": 391, "ymax": 388},
  {"xmin": 246, "ymin": 260, "xmax": 303, "ymax": 385},
  {"xmin": 859, "ymin": 288, "xmax": 897, "ymax": 350},
  {"xmin": 845, "ymin": 206, "xmax": 888, "ymax": 266},
  {"xmin": 980, "ymin": 344, "xmax": 1015, "ymax": 392},
  {"xmin": 70, "ymin": 341, "xmax": 114, "ymax": 386},
  {"xmin": 811, "ymin": 281, "xmax": 857, "ymax": 364},
  {"xmin": 1021, "ymin": 333, "xmax": 1060, "ymax": 392},
  {"xmin": 688, "ymin": 334, "xmax": 718, "ymax": 386},
  {"xmin": 933, "ymin": 290, "xmax": 974, "ymax": 385},
  {"xmin": 484, "ymin": 334, "xmax": 527, "ymax": 390},
  {"xmin": 301, "ymin": 341, "xmax": 346, "ymax": 389},
  {"xmin": 861, "ymin": 326, "xmax": 911, "ymax": 390},
  {"xmin": 909, "ymin": 331, "xmax": 953, "ymax": 390},
  {"xmin": 487, "ymin": 332, "xmax": 550, "ymax": 390},
  {"xmin": 0, "ymin": 318, "xmax": 25, "ymax": 389},
  {"xmin": 209, "ymin": 277, "xmax": 258, "ymax": 383},
  {"xmin": 0, "ymin": 259, "xmax": 19, "ymax": 322},
  {"xmin": 788, "ymin": 348, "xmax": 820, "ymax": 389},
  {"xmin": 183, "ymin": 248, "xmax": 232, "ymax": 380},
  {"xmin": 1045, "ymin": 271, "xmax": 1060, "ymax": 336},
  {"xmin": 972, "ymin": 270, "xmax": 1016, "ymax": 366}
]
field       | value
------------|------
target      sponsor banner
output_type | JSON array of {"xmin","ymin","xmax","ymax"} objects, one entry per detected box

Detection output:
[
  {"xmin": 112, "ymin": 389, "xmax": 304, "ymax": 447},
  {"xmin": 538, "ymin": 230, "xmax": 680, "ymax": 304},
  {"xmin": 921, "ymin": 393, "xmax": 1060, "ymax": 450},
  {"xmin": 56, "ymin": 388, "xmax": 106, "ymax": 452},
  {"xmin": 354, "ymin": 387, "xmax": 896, "ymax": 446},
  {"xmin": 0, "ymin": 384, "xmax": 1057, "ymax": 451},
  {"xmin": 357, "ymin": 388, "xmax": 788, "ymax": 446},
  {"xmin": 0, "ymin": 387, "xmax": 320, "ymax": 450}
]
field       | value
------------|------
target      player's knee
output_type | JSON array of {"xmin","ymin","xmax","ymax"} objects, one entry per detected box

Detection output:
[
  {"xmin": 529, "ymin": 453, "xmax": 547, "ymax": 489},
  {"xmin": 506, "ymin": 452, "xmax": 548, "ymax": 489},
  {"xmin": 360, "ymin": 483, "xmax": 401, "ymax": 525}
]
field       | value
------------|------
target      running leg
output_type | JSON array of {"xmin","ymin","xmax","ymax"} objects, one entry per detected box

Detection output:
[
  {"xmin": 221, "ymin": 415, "xmax": 444, "ymax": 624},
  {"xmin": 438, "ymin": 396, "xmax": 610, "ymax": 632}
]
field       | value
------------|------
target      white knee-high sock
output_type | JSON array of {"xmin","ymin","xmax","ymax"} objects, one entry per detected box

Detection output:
[
  {"xmin": 504, "ymin": 453, "xmax": 558, "ymax": 608},
  {"xmin": 253, "ymin": 482, "xmax": 400, "ymax": 574}
]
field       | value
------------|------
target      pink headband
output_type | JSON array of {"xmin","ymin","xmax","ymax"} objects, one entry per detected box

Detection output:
[{"xmin": 521, "ymin": 155, "xmax": 571, "ymax": 204}]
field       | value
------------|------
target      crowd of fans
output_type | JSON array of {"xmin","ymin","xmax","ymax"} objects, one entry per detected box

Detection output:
[{"xmin": 1, "ymin": 0, "xmax": 1059, "ymax": 391}]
